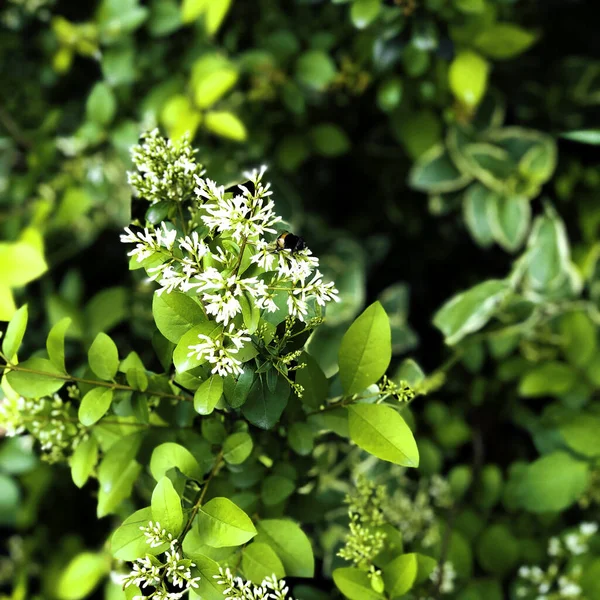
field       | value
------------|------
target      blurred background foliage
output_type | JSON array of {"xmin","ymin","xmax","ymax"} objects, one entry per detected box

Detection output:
[{"xmin": 2, "ymin": 0, "xmax": 600, "ymax": 598}]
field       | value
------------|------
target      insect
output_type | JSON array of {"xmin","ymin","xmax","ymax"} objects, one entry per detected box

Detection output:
[{"xmin": 276, "ymin": 231, "xmax": 307, "ymax": 253}]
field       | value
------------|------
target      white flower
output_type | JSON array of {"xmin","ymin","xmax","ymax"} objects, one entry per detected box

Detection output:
[
  {"xmin": 179, "ymin": 231, "xmax": 210, "ymax": 257},
  {"xmin": 139, "ymin": 521, "xmax": 175, "ymax": 548},
  {"xmin": 579, "ymin": 522, "xmax": 598, "ymax": 536},
  {"xmin": 187, "ymin": 324, "xmax": 251, "ymax": 377},
  {"xmin": 155, "ymin": 223, "xmax": 178, "ymax": 250},
  {"xmin": 250, "ymin": 239, "xmax": 277, "ymax": 271},
  {"xmin": 120, "ymin": 226, "xmax": 161, "ymax": 262},
  {"xmin": 564, "ymin": 533, "xmax": 587, "ymax": 555}
]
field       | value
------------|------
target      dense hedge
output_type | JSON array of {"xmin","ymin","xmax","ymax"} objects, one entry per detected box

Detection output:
[{"xmin": 1, "ymin": 0, "xmax": 600, "ymax": 599}]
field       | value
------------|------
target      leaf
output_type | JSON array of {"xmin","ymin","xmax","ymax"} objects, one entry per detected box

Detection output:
[
  {"xmin": 350, "ymin": 0, "xmax": 381, "ymax": 29},
  {"xmin": 382, "ymin": 553, "xmax": 418, "ymax": 597},
  {"xmin": 310, "ymin": 123, "xmax": 351, "ymax": 157},
  {"xmin": 333, "ymin": 568, "xmax": 385, "ymax": 600},
  {"xmin": 433, "ymin": 279, "xmax": 510, "ymax": 345},
  {"xmin": 518, "ymin": 361, "xmax": 577, "ymax": 397},
  {"xmin": 223, "ymin": 363, "xmax": 255, "ymax": 408},
  {"xmin": 561, "ymin": 130, "xmax": 600, "ymax": 145},
  {"xmin": 188, "ymin": 554, "xmax": 225, "ymax": 600},
  {"xmin": 476, "ymin": 525, "xmax": 520, "ymax": 575},
  {"xmin": 288, "ymin": 422, "xmax": 315, "ymax": 456},
  {"xmin": 515, "ymin": 452, "xmax": 589, "ymax": 513},
  {"xmin": 261, "ymin": 475, "xmax": 295, "ymax": 506},
  {"xmin": 198, "ymin": 497, "xmax": 257, "ymax": 547},
  {"xmin": 223, "ymin": 432, "xmax": 253, "ymax": 465},
  {"xmin": 191, "ymin": 54, "xmax": 238, "ymax": 109},
  {"xmin": 338, "ymin": 301, "xmax": 391, "ymax": 395},
  {"xmin": 70, "ymin": 436, "xmax": 99, "ymax": 488},
  {"xmin": 150, "ymin": 442, "xmax": 203, "ymax": 481},
  {"xmin": 243, "ymin": 542, "xmax": 286, "ymax": 583},
  {"xmin": 559, "ymin": 311, "xmax": 596, "ymax": 368},
  {"xmin": 0, "ymin": 285, "xmax": 16, "ymax": 321},
  {"xmin": 487, "ymin": 194, "xmax": 531, "ymax": 252},
  {"xmin": 152, "ymin": 476, "xmax": 183, "ymax": 537},
  {"xmin": 85, "ymin": 287, "xmax": 128, "ymax": 338},
  {"xmin": 449, "ymin": 50, "xmax": 490, "ymax": 108},
  {"xmin": 348, "ymin": 404, "xmax": 419, "ymax": 467},
  {"xmin": 173, "ymin": 322, "xmax": 221, "ymax": 373},
  {"xmin": 475, "ymin": 24, "xmax": 538, "ymax": 60},
  {"xmin": 194, "ymin": 375, "xmax": 224, "ymax": 415},
  {"xmin": 409, "ymin": 146, "xmax": 472, "ymax": 193},
  {"xmin": 181, "ymin": 0, "xmax": 232, "ymax": 34},
  {"xmin": 152, "ymin": 291, "xmax": 206, "ymax": 344},
  {"xmin": 255, "ymin": 519, "xmax": 314, "ymax": 578},
  {"xmin": 88, "ymin": 333, "xmax": 119, "ymax": 381},
  {"xmin": 6, "ymin": 357, "xmax": 65, "ymax": 398},
  {"xmin": 2, "ymin": 304, "xmax": 28, "ymax": 361},
  {"xmin": 46, "ymin": 317, "xmax": 71, "ymax": 373},
  {"xmin": 296, "ymin": 50, "xmax": 336, "ymax": 91},
  {"xmin": 204, "ymin": 111, "xmax": 247, "ymax": 141},
  {"xmin": 111, "ymin": 506, "xmax": 168, "ymax": 560},
  {"xmin": 56, "ymin": 552, "xmax": 109, "ymax": 600},
  {"xmin": 86, "ymin": 82, "xmax": 116, "ymax": 126},
  {"xmin": 463, "ymin": 184, "xmax": 495, "ymax": 248},
  {"xmin": 560, "ymin": 414, "xmax": 600, "ymax": 457},
  {"xmin": 242, "ymin": 377, "xmax": 290, "ymax": 430},
  {"xmin": 296, "ymin": 353, "xmax": 328, "ymax": 409},
  {"xmin": 78, "ymin": 387, "xmax": 114, "ymax": 426},
  {"xmin": 161, "ymin": 94, "xmax": 203, "ymax": 141},
  {"xmin": 0, "ymin": 237, "xmax": 48, "ymax": 288}
]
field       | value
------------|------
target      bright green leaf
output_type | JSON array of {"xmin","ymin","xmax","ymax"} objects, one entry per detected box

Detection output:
[
  {"xmin": 151, "ymin": 476, "xmax": 184, "ymax": 537},
  {"xmin": 88, "ymin": 333, "xmax": 119, "ymax": 381},
  {"xmin": 197, "ymin": 497, "xmax": 257, "ymax": 547},
  {"xmin": 223, "ymin": 432, "xmax": 253, "ymax": 465},
  {"xmin": 2, "ymin": 304, "xmax": 28, "ymax": 361},
  {"xmin": 194, "ymin": 375, "xmax": 224, "ymax": 415}
]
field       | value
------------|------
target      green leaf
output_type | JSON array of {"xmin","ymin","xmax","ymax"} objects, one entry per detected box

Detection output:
[
  {"xmin": 97, "ymin": 433, "xmax": 142, "ymax": 518},
  {"xmin": 561, "ymin": 130, "xmax": 600, "ymax": 145},
  {"xmin": 6, "ymin": 357, "xmax": 65, "ymax": 398},
  {"xmin": 78, "ymin": 387, "xmax": 114, "ymax": 426},
  {"xmin": 0, "ymin": 233, "xmax": 48, "ymax": 288},
  {"xmin": 310, "ymin": 123, "xmax": 351, "ymax": 157},
  {"xmin": 296, "ymin": 353, "xmax": 328, "ymax": 409},
  {"xmin": 242, "ymin": 377, "xmax": 290, "ymax": 430},
  {"xmin": 88, "ymin": 333, "xmax": 119, "ymax": 381},
  {"xmin": 255, "ymin": 519, "xmax": 314, "ymax": 577},
  {"xmin": 475, "ymin": 24, "xmax": 538, "ymax": 60},
  {"xmin": 515, "ymin": 452, "xmax": 589, "ymax": 513},
  {"xmin": 261, "ymin": 475, "xmax": 295, "ymax": 506},
  {"xmin": 173, "ymin": 322, "xmax": 221, "ymax": 372},
  {"xmin": 161, "ymin": 94, "xmax": 202, "ymax": 141},
  {"xmin": 194, "ymin": 375, "xmax": 224, "ymax": 415},
  {"xmin": 296, "ymin": 50, "xmax": 336, "ymax": 91},
  {"xmin": 46, "ymin": 317, "xmax": 71, "ymax": 373},
  {"xmin": 409, "ymin": 146, "xmax": 472, "ymax": 193},
  {"xmin": 560, "ymin": 414, "xmax": 600, "ymax": 457},
  {"xmin": 197, "ymin": 497, "xmax": 257, "ymax": 547},
  {"xmin": 526, "ymin": 209, "xmax": 570, "ymax": 292},
  {"xmin": 559, "ymin": 311, "xmax": 596, "ymax": 368},
  {"xmin": 188, "ymin": 554, "xmax": 225, "ymax": 600},
  {"xmin": 223, "ymin": 432, "xmax": 253, "ymax": 465},
  {"xmin": 204, "ymin": 111, "xmax": 247, "ymax": 141},
  {"xmin": 518, "ymin": 362, "xmax": 577, "ymax": 397},
  {"xmin": 348, "ymin": 404, "xmax": 419, "ymax": 467},
  {"xmin": 463, "ymin": 184, "xmax": 495, "ymax": 248},
  {"xmin": 487, "ymin": 195, "xmax": 531, "ymax": 252},
  {"xmin": 350, "ymin": 0, "xmax": 381, "ymax": 29},
  {"xmin": 152, "ymin": 291, "xmax": 206, "ymax": 344},
  {"xmin": 56, "ymin": 552, "xmax": 109, "ymax": 600},
  {"xmin": 338, "ymin": 301, "xmax": 391, "ymax": 395},
  {"xmin": 70, "ymin": 436, "xmax": 99, "ymax": 488},
  {"xmin": 2, "ymin": 304, "xmax": 27, "ymax": 361},
  {"xmin": 150, "ymin": 442, "xmax": 203, "ymax": 480},
  {"xmin": 476, "ymin": 525, "xmax": 519, "ymax": 575},
  {"xmin": 85, "ymin": 287, "xmax": 128, "ymax": 338},
  {"xmin": 223, "ymin": 363, "xmax": 255, "ymax": 408},
  {"xmin": 433, "ymin": 280, "xmax": 510, "ymax": 345},
  {"xmin": 243, "ymin": 542, "xmax": 286, "ymax": 583},
  {"xmin": 86, "ymin": 82, "xmax": 116, "ymax": 126},
  {"xmin": 333, "ymin": 568, "xmax": 385, "ymax": 600},
  {"xmin": 288, "ymin": 422, "xmax": 315, "ymax": 456},
  {"xmin": 449, "ymin": 50, "xmax": 490, "ymax": 108},
  {"xmin": 377, "ymin": 76, "xmax": 403, "ymax": 112},
  {"xmin": 181, "ymin": 0, "xmax": 232, "ymax": 34},
  {"xmin": 152, "ymin": 476, "xmax": 183, "ymax": 537},
  {"xmin": 0, "ymin": 285, "xmax": 16, "ymax": 321},
  {"xmin": 191, "ymin": 55, "xmax": 238, "ymax": 109},
  {"xmin": 382, "ymin": 553, "xmax": 418, "ymax": 596},
  {"xmin": 111, "ymin": 506, "xmax": 168, "ymax": 560}
]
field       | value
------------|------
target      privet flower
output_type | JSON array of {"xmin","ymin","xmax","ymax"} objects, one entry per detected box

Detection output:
[
  {"xmin": 213, "ymin": 566, "xmax": 295, "ymax": 600},
  {"xmin": 122, "ymin": 132, "xmax": 339, "ymax": 382},
  {"xmin": 120, "ymin": 521, "xmax": 200, "ymax": 599}
]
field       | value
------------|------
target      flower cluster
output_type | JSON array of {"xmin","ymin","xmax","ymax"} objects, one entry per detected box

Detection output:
[
  {"xmin": 123, "ymin": 132, "xmax": 339, "ymax": 380},
  {"xmin": 514, "ymin": 522, "xmax": 598, "ymax": 600},
  {"xmin": 214, "ymin": 566, "xmax": 295, "ymax": 600},
  {"xmin": 338, "ymin": 476, "xmax": 387, "ymax": 574},
  {"xmin": 128, "ymin": 129, "xmax": 203, "ymax": 204},
  {"xmin": 429, "ymin": 561, "xmax": 456, "ymax": 596},
  {"xmin": 120, "ymin": 520, "xmax": 200, "ymax": 599},
  {"xmin": 0, "ymin": 393, "xmax": 86, "ymax": 463},
  {"xmin": 383, "ymin": 474, "xmax": 453, "ymax": 547},
  {"xmin": 379, "ymin": 376, "xmax": 415, "ymax": 403}
]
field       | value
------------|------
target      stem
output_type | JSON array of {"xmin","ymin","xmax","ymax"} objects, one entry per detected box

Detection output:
[
  {"xmin": 1, "ymin": 362, "xmax": 191, "ymax": 403},
  {"xmin": 180, "ymin": 452, "xmax": 224, "ymax": 542},
  {"xmin": 0, "ymin": 103, "xmax": 31, "ymax": 149}
]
